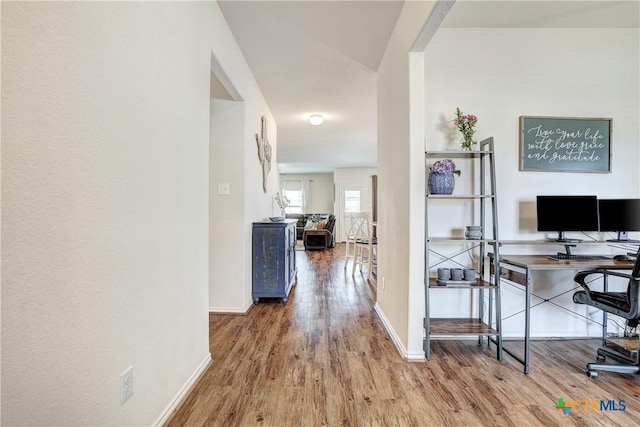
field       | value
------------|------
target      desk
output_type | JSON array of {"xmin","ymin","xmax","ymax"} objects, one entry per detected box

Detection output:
[{"xmin": 491, "ymin": 254, "xmax": 635, "ymax": 374}]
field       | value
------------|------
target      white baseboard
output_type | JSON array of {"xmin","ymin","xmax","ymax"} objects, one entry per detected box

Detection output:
[
  {"xmin": 373, "ymin": 302, "xmax": 425, "ymax": 362},
  {"xmin": 209, "ymin": 302, "xmax": 253, "ymax": 314},
  {"xmin": 154, "ymin": 353, "xmax": 212, "ymax": 426}
]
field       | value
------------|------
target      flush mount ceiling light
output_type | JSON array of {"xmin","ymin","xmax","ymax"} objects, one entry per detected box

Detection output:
[{"xmin": 308, "ymin": 114, "xmax": 324, "ymax": 126}]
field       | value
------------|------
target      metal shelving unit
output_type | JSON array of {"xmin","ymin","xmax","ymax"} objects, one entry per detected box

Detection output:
[{"xmin": 424, "ymin": 137, "xmax": 502, "ymax": 360}]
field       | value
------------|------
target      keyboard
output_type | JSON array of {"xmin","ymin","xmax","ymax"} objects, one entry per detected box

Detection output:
[{"xmin": 548, "ymin": 254, "xmax": 610, "ymax": 261}]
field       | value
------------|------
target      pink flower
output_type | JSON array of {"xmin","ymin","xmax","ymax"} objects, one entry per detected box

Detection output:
[{"xmin": 454, "ymin": 107, "xmax": 478, "ymax": 150}]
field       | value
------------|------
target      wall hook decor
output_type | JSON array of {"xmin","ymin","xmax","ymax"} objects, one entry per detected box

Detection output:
[{"xmin": 256, "ymin": 116, "xmax": 272, "ymax": 193}]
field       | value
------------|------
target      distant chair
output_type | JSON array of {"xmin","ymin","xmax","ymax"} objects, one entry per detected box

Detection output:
[
  {"xmin": 367, "ymin": 222, "xmax": 378, "ymax": 280},
  {"xmin": 344, "ymin": 212, "xmax": 369, "ymax": 270},
  {"xmin": 352, "ymin": 216, "xmax": 377, "ymax": 279}
]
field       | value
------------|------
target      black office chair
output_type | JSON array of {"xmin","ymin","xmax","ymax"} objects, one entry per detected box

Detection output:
[{"xmin": 572, "ymin": 247, "xmax": 640, "ymax": 378}]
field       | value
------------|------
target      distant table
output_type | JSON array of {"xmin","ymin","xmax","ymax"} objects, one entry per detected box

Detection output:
[{"xmin": 490, "ymin": 254, "xmax": 635, "ymax": 374}]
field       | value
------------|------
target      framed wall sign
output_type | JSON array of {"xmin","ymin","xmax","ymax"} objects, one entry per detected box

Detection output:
[{"xmin": 519, "ymin": 116, "xmax": 612, "ymax": 173}]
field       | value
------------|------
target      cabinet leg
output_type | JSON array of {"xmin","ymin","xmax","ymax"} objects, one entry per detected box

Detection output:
[{"xmin": 253, "ymin": 298, "xmax": 259, "ymax": 305}]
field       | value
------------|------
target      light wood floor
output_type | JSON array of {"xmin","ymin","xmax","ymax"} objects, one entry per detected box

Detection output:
[{"xmin": 166, "ymin": 244, "xmax": 640, "ymax": 426}]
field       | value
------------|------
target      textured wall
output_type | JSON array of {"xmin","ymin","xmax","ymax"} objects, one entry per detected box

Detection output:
[
  {"xmin": 2, "ymin": 2, "xmax": 274, "ymax": 425},
  {"xmin": 424, "ymin": 27, "xmax": 640, "ymax": 338},
  {"xmin": 280, "ymin": 172, "xmax": 336, "ymax": 215},
  {"xmin": 376, "ymin": 1, "xmax": 437, "ymax": 359}
]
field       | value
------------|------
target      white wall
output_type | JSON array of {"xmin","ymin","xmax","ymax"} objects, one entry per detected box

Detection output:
[
  {"xmin": 209, "ymin": 97, "xmax": 278, "ymax": 314},
  {"xmin": 210, "ymin": 100, "xmax": 246, "ymax": 312},
  {"xmin": 334, "ymin": 167, "xmax": 377, "ymax": 241},
  {"xmin": 424, "ymin": 28, "xmax": 640, "ymax": 337},
  {"xmin": 280, "ymin": 173, "xmax": 335, "ymax": 214},
  {"xmin": 2, "ymin": 2, "xmax": 276, "ymax": 425},
  {"xmin": 376, "ymin": 1, "xmax": 437, "ymax": 360}
]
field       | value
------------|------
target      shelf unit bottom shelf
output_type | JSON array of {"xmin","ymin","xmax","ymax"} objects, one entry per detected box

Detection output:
[
  {"xmin": 428, "ymin": 277, "xmax": 497, "ymax": 288},
  {"xmin": 429, "ymin": 318, "xmax": 499, "ymax": 336},
  {"xmin": 605, "ymin": 337, "xmax": 638, "ymax": 359}
]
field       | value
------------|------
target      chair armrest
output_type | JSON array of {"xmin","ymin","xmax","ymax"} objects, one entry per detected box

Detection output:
[{"xmin": 574, "ymin": 269, "xmax": 639, "ymax": 290}]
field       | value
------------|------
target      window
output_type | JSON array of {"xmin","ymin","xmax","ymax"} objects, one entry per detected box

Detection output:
[
  {"xmin": 282, "ymin": 180, "xmax": 303, "ymax": 214},
  {"xmin": 344, "ymin": 189, "xmax": 362, "ymax": 212},
  {"xmin": 283, "ymin": 189, "xmax": 303, "ymax": 214}
]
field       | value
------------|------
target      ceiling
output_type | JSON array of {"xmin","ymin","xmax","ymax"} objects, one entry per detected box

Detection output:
[{"xmin": 218, "ymin": 1, "xmax": 639, "ymax": 175}]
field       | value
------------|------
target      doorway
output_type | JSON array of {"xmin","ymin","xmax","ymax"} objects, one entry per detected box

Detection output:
[
  {"xmin": 209, "ymin": 53, "xmax": 246, "ymax": 314},
  {"xmin": 338, "ymin": 185, "xmax": 364, "ymax": 241}
]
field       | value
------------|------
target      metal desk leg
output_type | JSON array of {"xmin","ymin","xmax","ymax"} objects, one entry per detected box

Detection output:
[
  {"xmin": 494, "ymin": 268, "xmax": 532, "ymax": 375},
  {"xmin": 524, "ymin": 268, "xmax": 531, "ymax": 374},
  {"xmin": 602, "ymin": 274, "xmax": 608, "ymax": 346}
]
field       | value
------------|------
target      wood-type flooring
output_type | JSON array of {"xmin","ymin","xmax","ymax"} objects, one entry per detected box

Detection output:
[{"xmin": 166, "ymin": 244, "xmax": 640, "ymax": 426}]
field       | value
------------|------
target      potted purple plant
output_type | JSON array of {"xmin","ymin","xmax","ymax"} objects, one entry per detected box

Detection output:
[{"xmin": 428, "ymin": 159, "xmax": 460, "ymax": 195}]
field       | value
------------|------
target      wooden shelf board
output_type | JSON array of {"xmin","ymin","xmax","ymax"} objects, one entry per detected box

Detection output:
[
  {"xmin": 428, "ymin": 277, "xmax": 497, "ymax": 289},
  {"xmin": 425, "ymin": 151, "xmax": 493, "ymax": 158},
  {"xmin": 429, "ymin": 318, "xmax": 499, "ymax": 336},
  {"xmin": 605, "ymin": 337, "xmax": 639, "ymax": 358},
  {"xmin": 426, "ymin": 194, "xmax": 495, "ymax": 199}
]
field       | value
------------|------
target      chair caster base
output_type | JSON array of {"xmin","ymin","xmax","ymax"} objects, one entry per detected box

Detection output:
[{"xmin": 587, "ymin": 369, "xmax": 598, "ymax": 378}]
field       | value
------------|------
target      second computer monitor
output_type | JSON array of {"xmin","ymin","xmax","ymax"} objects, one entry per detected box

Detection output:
[
  {"xmin": 536, "ymin": 195, "xmax": 599, "ymax": 242},
  {"xmin": 598, "ymin": 198, "xmax": 640, "ymax": 242}
]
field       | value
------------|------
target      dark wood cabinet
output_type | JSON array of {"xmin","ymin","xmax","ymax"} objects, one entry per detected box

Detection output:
[{"xmin": 252, "ymin": 219, "xmax": 297, "ymax": 305}]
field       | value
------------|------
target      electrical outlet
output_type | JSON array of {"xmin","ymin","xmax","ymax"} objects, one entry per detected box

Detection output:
[
  {"xmin": 217, "ymin": 183, "xmax": 230, "ymax": 195},
  {"xmin": 120, "ymin": 366, "xmax": 133, "ymax": 405}
]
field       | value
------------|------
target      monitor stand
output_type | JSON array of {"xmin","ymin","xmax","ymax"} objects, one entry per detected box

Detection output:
[
  {"xmin": 546, "ymin": 231, "xmax": 582, "ymax": 243},
  {"xmin": 558, "ymin": 244, "xmax": 577, "ymax": 256},
  {"xmin": 606, "ymin": 231, "xmax": 640, "ymax": 243}
]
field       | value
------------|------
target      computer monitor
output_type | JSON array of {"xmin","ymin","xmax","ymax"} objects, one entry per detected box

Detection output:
[
  {"xmin": 536, "ymin": 195, "xmax": 599, "ymax": 242},
  {"xmin": 598, "ymin": 198, "xmax": 640, "ymax": 242}
]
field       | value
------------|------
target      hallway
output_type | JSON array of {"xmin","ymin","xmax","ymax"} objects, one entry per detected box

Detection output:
[{"xmin": 167, "ymin": 245, "xmax": 639, "ymax": 426}]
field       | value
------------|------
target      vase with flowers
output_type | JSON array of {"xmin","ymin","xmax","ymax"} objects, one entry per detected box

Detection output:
[
  {"xmin": 274, "ymin": 192, "xmax": 290, "ymax": 219},
  {"xmin": 454, "ymin": 107, "xmax": 478, "ymax": 151},
  {"xmin": 428, "ymin": 159, "xmax": 460, "ymax": 195}
]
